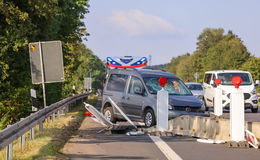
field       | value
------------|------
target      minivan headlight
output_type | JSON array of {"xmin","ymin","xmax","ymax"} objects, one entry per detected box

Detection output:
[
  {"xmin": 251, "ymin": 89, "xmax": 256, "ymax": 95},
  {"xmin": 168, "ymin": 104, "xmax": 173, "ymax": 110}
]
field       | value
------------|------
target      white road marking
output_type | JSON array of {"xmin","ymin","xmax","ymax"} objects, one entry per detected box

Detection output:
[
  {"xmin": 136, "ymin": 122, "xmax": 182, "ymax": 160},
  {"xmin": 149, "ymin": 135, "xmax": 183, "ymax": 160}
]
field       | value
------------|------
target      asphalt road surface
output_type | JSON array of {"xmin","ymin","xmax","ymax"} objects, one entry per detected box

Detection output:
[
  {"xmin": 210, "ymin": 108, "xmax": 260, "ymax": 122},
  {"xmin": 62, "ymin": 116, "xmax": 260, "ymax": 160}
]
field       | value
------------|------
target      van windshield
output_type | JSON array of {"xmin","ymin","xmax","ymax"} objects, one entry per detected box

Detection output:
[
  {"xmin": 143, "ymin": 77, "xmax": 192, "ymax": 95},
  {"xmin": 217, "ymin": 73, "xmax": 252, "ymax": 85}
]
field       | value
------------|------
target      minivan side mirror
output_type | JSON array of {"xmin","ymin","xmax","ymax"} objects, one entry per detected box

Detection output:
[
  {"xmin": 210, "ymin": 80, "xmax": 216, "ymax": 88},
  {"xmin": 255, "ymin": 80, "xmax": 259, "ymax": 87}
]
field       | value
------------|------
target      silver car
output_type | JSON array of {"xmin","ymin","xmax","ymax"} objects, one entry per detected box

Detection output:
[
  {"xmin": 185, "ymin": 82, "xmax": 204, "ymax": 101},
  {"xmin": 101, "ymin": 68, "xmax": 204, "ymax": 127}
]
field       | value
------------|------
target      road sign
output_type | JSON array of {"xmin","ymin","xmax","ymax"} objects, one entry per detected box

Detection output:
[
  {"xmin": 29, "ymin": 41, "xmax": 64, "ymax": 84},
  {"xmin": 84, "ymin": 77, "xmax": 92, "ymax": 90},
  {"xmin": 245, "ymin": 129, "xmax": 259, "ymax": 149},
  {"xmin": 30, "ymin": 89, "xmax": 38, "ymax": 111},
  {"xmin": 194, "ymin": 72, "xmax": 199, "ymax": 79},
  {"xmin": 194, "ymin": 72, "xmax": 199, "ymax": 82}
]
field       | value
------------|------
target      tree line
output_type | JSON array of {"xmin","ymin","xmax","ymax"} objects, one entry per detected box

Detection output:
[
  {"xmin": 0, "ymin": 0, "xmax": 105, "ymax": 129},
  {"xmin": 166, "ymin": 28, "xmax": 260, "ymax": 83}
]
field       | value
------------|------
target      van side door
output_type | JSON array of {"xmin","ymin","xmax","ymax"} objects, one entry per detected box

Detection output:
[
  {"xmin": 103, "ymin": 74, "xmax": 129, "ymax": 115},
  {"xmin": 122, "ymin": 76, "xmax": 146, "ymax": 119},
  {"xmin": 203, "ymin": 73, "xmax": 214, "ymax": 107}
]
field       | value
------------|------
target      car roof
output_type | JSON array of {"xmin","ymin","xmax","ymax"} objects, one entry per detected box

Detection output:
[
  {"xmin": 205, "ymin": 70, "xmax": 249, "ymax": 74},
  {"xmin": 185, "ymin": 82, "xmax": 202, "ymax": 85},
  {"xmin": 109, "ymin": 68, "xmax": 178, "ymax": 78}
]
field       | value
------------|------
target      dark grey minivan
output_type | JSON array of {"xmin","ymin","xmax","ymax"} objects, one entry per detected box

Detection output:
[{"xmin": 101, "ymin": 68, "xmax": 204, "ymax": 127}]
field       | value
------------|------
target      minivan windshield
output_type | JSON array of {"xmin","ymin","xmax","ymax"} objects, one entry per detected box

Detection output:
[
  {"xmin": 143, "ymin": 77, "xmax": 192, "ymax": 95},
  {"xmin": 217, "ymin": 73, "xmax": 252, "ymax": 85}
]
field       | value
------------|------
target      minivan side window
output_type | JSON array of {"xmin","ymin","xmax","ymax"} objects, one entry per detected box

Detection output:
[
  {"xmin": 128, "ymin": 76, "xmax": 146, "ymax": 96},
  {"xmin": 106, "ymin": 74, "xmax": 128, "ymax": 92},
  {"xmin": 204, "ymin": 74, "xmax": 212, "ymax": 84}
]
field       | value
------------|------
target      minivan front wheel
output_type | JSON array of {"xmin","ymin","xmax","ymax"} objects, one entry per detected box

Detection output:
[
  {"xmin": 103, "ymin": 106, "xmax": 116, "ymax": 123},
  {"xmin": 251, "ymin": 108, "xmax": 258, "ymax": 113},
  {"xmin": 144, "ymin": 109, "xmax": 156, "ymax": 127}
]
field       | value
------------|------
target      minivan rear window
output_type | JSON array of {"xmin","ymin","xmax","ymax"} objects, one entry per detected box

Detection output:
[
  {"xmin": 217, "ymin": 73, "xmax": 252, "ymax": 85},
  {"xmin": 106, "ymin": 74, "xmax": 128, "ymax": 92}
]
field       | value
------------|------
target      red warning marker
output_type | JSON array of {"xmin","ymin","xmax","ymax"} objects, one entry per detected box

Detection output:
[
  {"xmin": 215, "ymin": 79, "xmax": 222, "ymax": 86},
  {"xmin": 158, "ymin": 77, "xmax": 167, "ymax": 88},
  {"xmin": 84, "ymin": 110, "xmax": 92, "ymax": 116},
  {"xmin": 232, "ymin": 76, "xmax": 243, "ymax": 88}
]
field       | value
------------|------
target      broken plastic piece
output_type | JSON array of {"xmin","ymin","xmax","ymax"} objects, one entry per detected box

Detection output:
[
  {"xmin": 84, "ymin": 103, "xmax": 114, "ymax": 127},
  {"xmin": 126, "ymin": 131, "xmax": 145, "ymax": 136},
  {"xmin": 197, "ymin": 139, "xmax": 225, "ymax": 144}
]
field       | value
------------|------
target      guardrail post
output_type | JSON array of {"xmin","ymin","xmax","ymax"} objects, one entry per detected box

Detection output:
[
  {"xmin": 67, "ymin": 104, "xmax": 70, "ymax": 111},
  {"xmin": 39, "ymin": 121, "xmax": 43, "ymax": 132},
  {"xmin": 61, "ymin": 107, "xmax": 65, "ymax": 115},
  {"xmin": 18, "ymin": 118, "xmax": 26, "ymax": 150},
  {"xmin": 53, "ymin": 112, "xmax": 56, "ymax": 121},
  {"xmin": 20, "ymin": 134, "xmax": 26, "ymax": 149},
  {"xmin": 57, "ymin": 110, "xmax": 61, "ymax": 119},
  {"xmin": 30, "ymin": 127, "xmax": 35, "ymax": 140},
  {"xmin": 6, "ymin": 143, "xmax": 13, "ymax": 160}
]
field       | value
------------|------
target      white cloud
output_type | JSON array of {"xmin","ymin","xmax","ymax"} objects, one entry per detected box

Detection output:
[{"xmin": 109, "ymin": 10, "xmax": 182, "ymax": 36}]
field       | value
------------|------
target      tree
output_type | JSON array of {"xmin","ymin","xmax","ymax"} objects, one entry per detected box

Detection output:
[
  {"xmin": 240, "ymin": 57, "xmax": 260, "ymax": 81},
  {"xmin": 0, "ymin": 0, "xmax": 106, "ymax": 129},
  {"xmin": 166, "ymin": 53, "xmax": 190, "ymax": 75},
  {"xmin": 196, "ymin": 28, "xmax": 224, "ymax": 53},
  {"xmin": 176, "ymin": 56, "xmax": 192, "ymax": 82},
  {"xmin": 166, "ymin": 28, "xmax": 252, "ymax": 83}
]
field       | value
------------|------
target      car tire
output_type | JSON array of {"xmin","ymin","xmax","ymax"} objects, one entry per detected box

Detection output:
[
  {"xmin": 103, "ymin": 106, "xmax": 117, "ymax": 123},
  {"xmin": 144, "ymin": 108, "xmax": 156, "ymax": 127},
  {"xmin": 251, "ymin": 108, "xmax": 258, "ymax": 113},
  {"xmin": 204, "ymin": 99, "xmax": 209, "ymax": 111}
]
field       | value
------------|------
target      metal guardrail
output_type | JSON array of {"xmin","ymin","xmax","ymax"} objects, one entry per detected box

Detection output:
[{"xmin": 0, "ymin": 93, "xmax": 88, "ymax": 159}]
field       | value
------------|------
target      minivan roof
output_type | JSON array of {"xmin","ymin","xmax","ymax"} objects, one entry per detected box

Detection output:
[
  {"xmin": 205, "ymin": 70, "xmax": 250, "ymax": 74},
  {"xmin": 109, "ymin": 68, "xmax": 178, "ymax": 78}
]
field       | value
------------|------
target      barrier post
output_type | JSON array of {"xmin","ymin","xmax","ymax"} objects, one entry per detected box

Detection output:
[
  {"xmin": 214, "ymin": 79, "xmax": 223, "ymax": 116},
  {"xmin": 157, "ymin": 77, "xmax": 168, "ymax": 131},
  {"xmin": 230, "ymin": 76, "xmax": 245, "ymax": 142}
]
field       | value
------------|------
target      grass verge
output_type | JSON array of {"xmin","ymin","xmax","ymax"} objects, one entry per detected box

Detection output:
[{"xmin": 0, "ymin": 96, "xmax": 98, "ymax": 160}]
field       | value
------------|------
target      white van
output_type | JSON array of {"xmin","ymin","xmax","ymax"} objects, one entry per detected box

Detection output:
[{"xmin": 203, "ymin": 70, "xmax": 259, "ymax": 113}]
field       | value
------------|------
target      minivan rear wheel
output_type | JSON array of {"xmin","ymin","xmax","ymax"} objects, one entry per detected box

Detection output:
[
  {"xmin": 103, "ymin": 106, "xmax": 116, "ymax": 123},
  {"xmin": 144, "ymin": 109, "xmax": 156, "ymax": 127}
]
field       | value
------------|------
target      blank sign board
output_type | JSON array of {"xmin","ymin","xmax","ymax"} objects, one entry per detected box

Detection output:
[{"xmin": 29, "ymin": 41, "xmax": 64, "ymax": 84}]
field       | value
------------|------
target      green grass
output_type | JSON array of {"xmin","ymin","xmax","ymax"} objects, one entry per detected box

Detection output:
[{"xmin": 0, "ymin": 96, "xmax": 98, "ymax": 160}]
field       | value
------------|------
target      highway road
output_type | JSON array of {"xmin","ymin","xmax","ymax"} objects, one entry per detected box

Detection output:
[
  {"xmin": 62, "ymin": 116, "xmax": 260, "ymax": 160},
  {"xmin": 62, "ymin": 98, "xmax": 260, "ymax": 160}
]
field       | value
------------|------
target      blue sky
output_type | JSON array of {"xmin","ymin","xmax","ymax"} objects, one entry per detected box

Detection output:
[{"xmin": 84, "ymin": 0, "xmax": 260, "ymax": 65}]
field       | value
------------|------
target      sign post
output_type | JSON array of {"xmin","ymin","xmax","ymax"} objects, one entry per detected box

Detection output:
[{"xmin": 38, "ymin": 43, "xmax": 47, "ymax": 107}]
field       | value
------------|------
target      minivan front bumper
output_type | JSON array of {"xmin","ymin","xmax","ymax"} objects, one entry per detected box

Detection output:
[{"xmin": 222, "ymin": 92, "xmax": 258, "ymax": 109}]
